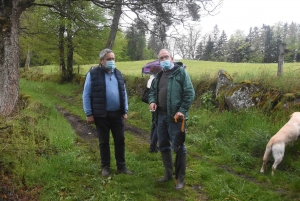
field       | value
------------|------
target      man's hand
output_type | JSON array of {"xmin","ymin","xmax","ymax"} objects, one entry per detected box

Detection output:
[
  {"xmin": 86, "ymin": 116, "xmax": 94, "ymax": 124},
  {"xmin": 149, "ymin": 103, "xmax": 157, "ymax": 112},
  {"xmin": 123, "ymin": 114, "xmax": 128, "ymax": 121},
  {"xmin": 174, "ymin": 112, "xmax": 184, "ymax": 120}
]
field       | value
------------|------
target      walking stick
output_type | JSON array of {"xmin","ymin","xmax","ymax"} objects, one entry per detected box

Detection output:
[{"xmin": 174, "ymin": 117, "xmax": 185, "ymax": 186}]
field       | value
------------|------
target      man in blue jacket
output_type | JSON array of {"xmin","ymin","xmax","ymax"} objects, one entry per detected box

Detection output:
[
  {"xmin": 82, "ymin": 48, "xmax": 133, "ymax": 177},
  {"xmin": 149, "ymin": 49, "xmax": 195, "ymax": 190}
]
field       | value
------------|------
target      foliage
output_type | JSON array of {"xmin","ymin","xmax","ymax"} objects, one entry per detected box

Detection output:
[
  {"xmin": 19, "ymin": 1, "xmax": 109, "ymax": 67},
  {"xmin": 199, "ymin": 90, "xmax": 215, "ymax": 110},
  {"xmin": 118, "ymin": 0, "xmax": 223, "ymax": 42},
  {"xmin": 198, "ymin": 22, "xmax": 300, "ymax": 63},
  {"xmin": 17, "ymin": 1, "xmax": 299, "ymax": 66},
  {"xmin": 17, "ymin": 0, "xmax": 225, "ymax": 66},
  {"xmin": 112, "ymin": 31, "xmax": 130, "ymax": 61},
  {"xmin": 126, "ymin": 20, "xmax": 146, "ymax": 61}
]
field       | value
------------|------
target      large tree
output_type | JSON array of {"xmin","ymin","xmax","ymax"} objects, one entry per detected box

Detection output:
[
  {"xmin": 202, "ymin": 35, "xmax": 214, "ymax": 61},
  {"xmin": 147, "ymin": 27, "xmax": 165, "ymax": 58},
  {"xmin": 261, "ymin": 25, "xmax": 277, "ymax": 63},
  {"xmin": 248, "ymin": 26, "xmax": 262, "ymax": 62},
  {"xmin": 214, "ymin": 30, "xmax": 227, "ymax": 61},
  {"xmin": 285, "ymin": 22, "xmax": 300, "ymax": 62},
  {"xmin": 175, "ymin": 26, "xmax": 201, "ymax": 59},
  {"xmin": 226, "ymin": 30, "xmax": 246, "ymax": 62},
  {"xmin": 0, "ymin": 0, "xmax": 34, "ymax": 116},
  {"xmin": 125, "ymin": 20, "xmax": 147, "ymax": 60}
]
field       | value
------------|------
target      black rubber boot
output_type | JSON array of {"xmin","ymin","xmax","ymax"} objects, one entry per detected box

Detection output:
[
  {"xmin": 157, "ymin": 151, "xmax": 173, "ymax": 182},
  {"xmin": 174, "ymin": 153, "xmax": 186, "ymax": 190}
]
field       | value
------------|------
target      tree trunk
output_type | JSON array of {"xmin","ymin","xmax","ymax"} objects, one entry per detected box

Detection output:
[
  {"xmin": 277, "ymin": 43, "xmax": 286, "ymax": 77},
  {"xmin": 59, "ymin": 21, "xmax": 66, "ymax": 82},
  {"xmin": 0, "ymin": 0, "xmax": 32, "ymax": 117},
  {"xmin": 24, "ymin": 49, "xmax": 31, "ymax": 71},
  {"xmin": 66, "ymin": 22, "xmax": 74, "ymax": 82},
  {"xmin": 293, "ymin": 49, "xmax": 298, "ymax": 62},
  {"xmin": 105, "ymin": 0, "xmax": 122, "ymax": 49}
]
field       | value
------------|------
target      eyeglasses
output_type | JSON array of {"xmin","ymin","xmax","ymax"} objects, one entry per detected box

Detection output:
[
  {"xmin": 105, "ymin": 57, "xmax": 115, "ymax": 61},
  {"xmin": 159, "ymin": 55, "xmax": 170, "ymax": 61}
]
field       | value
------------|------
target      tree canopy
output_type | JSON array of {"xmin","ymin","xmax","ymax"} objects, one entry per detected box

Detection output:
[{"xmin": 1, "ymin": 0, "xmax": 223, "ymax": 116}]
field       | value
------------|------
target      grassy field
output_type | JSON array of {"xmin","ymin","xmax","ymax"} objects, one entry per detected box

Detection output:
[
  {"xmin": 1, "ymin": 61, "xmax": 300, "ymax": 200},
  {"xmin": 38, "ymin": 60, "xmax": 300, "ymax": 79},
  {"xmin": 38, "ymin": 60, "xmax": 300, "ymax": 92}
]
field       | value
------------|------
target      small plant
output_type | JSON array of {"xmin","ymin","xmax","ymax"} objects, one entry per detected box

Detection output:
[
  {"xmin": 200, "ymin": 90, "xmax": 215, "ymax": 110},
  {"xmin": 187, "ymin": 115, "xmax": 200, "ymax": 127}
]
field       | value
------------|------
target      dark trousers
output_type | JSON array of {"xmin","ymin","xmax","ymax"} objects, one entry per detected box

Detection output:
[
  {"xmin": 94, "ymin": 111, "xmax": 125, "ymax": 169},
  {"xmin": 150, "ymin": 113, "xmax": 158, "ymax": 150},
  {"xmin": 150, "ymin": 123, "xmax": 158, "ymax": 150},
  {"xmin": 157, "ymin": 114, "xmax": 187, "ymax": 154}
]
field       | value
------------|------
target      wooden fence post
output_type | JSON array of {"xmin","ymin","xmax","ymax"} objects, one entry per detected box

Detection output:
[{"xmin": 277, "ymin": 43, "xmax": 286, "ymax": 77}]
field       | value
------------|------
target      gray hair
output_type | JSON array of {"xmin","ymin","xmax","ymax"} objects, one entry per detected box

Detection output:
[
  {"xmin": 99, "ymin": 48, "xmax": 113, "ymax": 59},
  {"xmin": 157, "ymin": 49, "xmax": 173, "ymax": 59}
]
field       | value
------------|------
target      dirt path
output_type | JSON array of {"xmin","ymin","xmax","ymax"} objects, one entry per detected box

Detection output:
[
  {"xmin": 55, "ymin": 106, "xmax": 209, "ymax": 200},
  {"xmin": 55, "ymin": 105, "xmax": 149, "ymax": 140}
]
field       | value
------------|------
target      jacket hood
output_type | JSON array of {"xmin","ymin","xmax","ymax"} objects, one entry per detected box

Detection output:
[{"xmin": 174, "ymin": 61, "xmax": 183, "ymax": 67}]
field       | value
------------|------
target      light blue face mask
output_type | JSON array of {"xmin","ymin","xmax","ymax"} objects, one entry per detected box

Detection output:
[
  {"xmin": 160, "ymin": 60, "xmax": 171, "ymax": 71},
  {"xmin": 105, "ymin": 60, "xmax": 115, "ymax": 71}
]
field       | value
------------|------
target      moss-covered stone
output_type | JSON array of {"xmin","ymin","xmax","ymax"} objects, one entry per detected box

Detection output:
[{"xmin": 18, "ymin": 93, "xmax": 31, "ymax": 111}]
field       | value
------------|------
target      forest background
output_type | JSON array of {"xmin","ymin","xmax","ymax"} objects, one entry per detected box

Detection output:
[{"xmin": 19, "ymin": 1, "xmax": 300, "ymax": 67}]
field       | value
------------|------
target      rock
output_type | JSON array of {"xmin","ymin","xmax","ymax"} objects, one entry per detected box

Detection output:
[
  {"xmin": 215, "ymin": 70, "xmax": 300, "ymax": 111},
  {"xmin": 215, "ymin": 70, "xmax": 233, "ymax": 97},
  {"xmin": 223, "ymin": 82, "xmax": 261, "ymax": 110}
]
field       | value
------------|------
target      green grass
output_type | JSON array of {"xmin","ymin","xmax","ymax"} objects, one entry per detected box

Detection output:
[
  {"xmin": 37, "ymin": 60, "xmax": 300, "ymax": 78},
  {"xmin": 3, "ymin": 61, "xmax": 300, "ymax": 200},
  {"xmin": 34, "ymin": 60, "xmax": 300, "ymax": 92}
]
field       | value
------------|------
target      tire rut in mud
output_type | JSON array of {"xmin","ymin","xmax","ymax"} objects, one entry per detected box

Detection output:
[{"xmin": 55, "ymin": 105, "xmax": 149, "ymax": 141}]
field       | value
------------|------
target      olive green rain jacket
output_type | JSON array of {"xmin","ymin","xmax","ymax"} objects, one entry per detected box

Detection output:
[{"xmin": 149, "ymin": 62, "xmax": 195, "ymax": 122}]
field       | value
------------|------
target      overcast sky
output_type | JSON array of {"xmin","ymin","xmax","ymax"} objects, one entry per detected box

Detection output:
[{"xmin": 199, "ymin": 0, "xmax": 300, "ymax": 36}]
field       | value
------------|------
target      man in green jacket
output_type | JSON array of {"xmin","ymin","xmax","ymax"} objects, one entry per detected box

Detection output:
[{"xmin": 149, "ymin": 49, "xmax": 195, "ymax": 190}]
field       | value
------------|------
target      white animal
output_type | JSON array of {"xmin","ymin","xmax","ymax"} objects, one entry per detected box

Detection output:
[{"xmin": 260, "ymin": 112, "xmax": 300, "ymax": 175}]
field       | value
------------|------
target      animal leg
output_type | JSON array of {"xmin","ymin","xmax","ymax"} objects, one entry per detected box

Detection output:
[
  {"xmin": 271, "ymin": 143, "xmax": 285, "ymax": 175},
  {"xmin": 260, "ymin": 145, "xmax": 272, "ymax": 174},
  {"xmin": 260, "ymin": 161, "xmax": 267, "ymax": 174}
]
